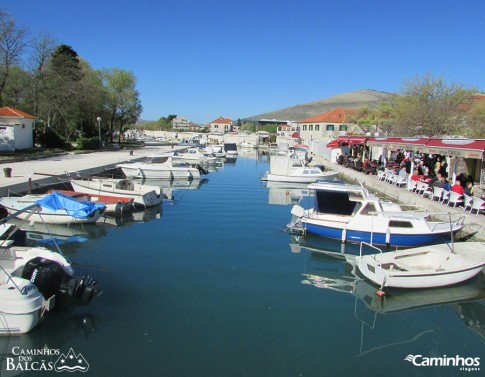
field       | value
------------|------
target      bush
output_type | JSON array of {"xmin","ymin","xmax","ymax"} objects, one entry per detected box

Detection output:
[
  {"xmin": 75, "ymin": 137, "xmax": 100, "ymax": 150},
  {"xmin": 36, "ymin": 128, "xmax": 67, "ymax": 148}
]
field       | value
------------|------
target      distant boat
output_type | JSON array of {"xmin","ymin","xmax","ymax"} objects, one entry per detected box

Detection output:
[
  {"xmin": 223, "ymin": 143, "xmax": 238, "ymax": 157},
  {"xmin": 0, "ymin": 192, "xmax": 106, "ymax": 225},
  {"xmin": 69, "ymin": 177, "xmax": 163, "ymax": 208},
  {"xmin": 287, "ymin": 181, "xmax": 464, "ymax": 247},
  {"xmin": 116, "ymin": 155, "xmax": 203, "ymax": 180},
  {"xmin": 173, "ymin": 148, "xmax": 219, "ymax": 165},
  {"xmin": 356, "ymin": 241, "xmax": 485, "ymax": 289},
  {"xmin": 262, "ymin": 154, "xmax": 338, "ymax": 183}
]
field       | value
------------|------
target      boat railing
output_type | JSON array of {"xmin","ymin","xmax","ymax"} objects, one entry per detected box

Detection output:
[
  {"xmin": 0, "ymin": 264, "xmax": 27, "ymax": 295},
  {"xmin": 359, "ymin": 242, "xmax": 384, "ymax": 266}
]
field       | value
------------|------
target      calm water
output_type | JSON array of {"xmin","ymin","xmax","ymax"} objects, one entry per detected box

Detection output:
[{"xmin": 2, "ymin": 152, "xmax": 485, "ymax": 377}]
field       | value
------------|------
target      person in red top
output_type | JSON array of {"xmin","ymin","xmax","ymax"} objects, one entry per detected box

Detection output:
[{"xmin": 451, "ymin": 182, "xmax": 465, "ymax": 195}]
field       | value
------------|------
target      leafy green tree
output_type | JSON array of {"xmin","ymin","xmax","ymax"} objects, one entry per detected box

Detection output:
[
  {"xmin": 103, "ymin": 68, "xmax": 142, "ymax": 143},
  {"xmin": 393, "ymin": 73, "xmax": 475, "ymax": 136}
]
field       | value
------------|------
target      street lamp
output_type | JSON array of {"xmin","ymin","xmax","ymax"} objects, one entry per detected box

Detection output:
[{"xmin": 97, "ymin": 117, "xmax": 102, "ymax": 149}]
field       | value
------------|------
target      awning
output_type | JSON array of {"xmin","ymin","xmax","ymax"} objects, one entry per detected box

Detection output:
[
  {"xmin": 291, "ymin": 131, "xmax": 300, "ymax": 138},
  {"xmin": 326, "ymin": 136, "xmax": 349, "ymax": 148},
  {"xmin": 367, "ymin": 137, "xmax": 429, "ymax": 151},
  {"xmin": 420, "ymin": 139, "xmax": 485, "ymax": 159},
  {"xmin": 346, "ymin": 136, "xmax": 367, "ymax": 145}
]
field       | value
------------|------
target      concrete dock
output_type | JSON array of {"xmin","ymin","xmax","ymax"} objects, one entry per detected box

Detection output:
[{"xmin": 0, "ymin": 146, "xmax": 180, "ymax": 196}]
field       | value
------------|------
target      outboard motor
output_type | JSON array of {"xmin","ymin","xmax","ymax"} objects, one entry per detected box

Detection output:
[
  {"xmin": 194, "ymin": 164, "xmax": 209, "ymax": 175},
  {"xmin": 21, "ymin": 257, "xmax": 102, "ymax": 306},
  {"xmin": 319, "ymin": 165, "xmax": 326, "ymax": 172}
]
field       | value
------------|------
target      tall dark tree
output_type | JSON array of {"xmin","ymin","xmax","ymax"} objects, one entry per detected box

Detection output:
[{"xmin": 0, "ymin": 11, "xmax": 28, "ymax": 106}]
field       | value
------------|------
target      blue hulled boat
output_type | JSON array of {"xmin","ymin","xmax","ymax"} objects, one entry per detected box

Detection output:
[{"xmin": 287, "ymin": 181, "xmax": 464, "ymax": 248}]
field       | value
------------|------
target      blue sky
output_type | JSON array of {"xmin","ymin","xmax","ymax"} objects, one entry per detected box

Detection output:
[{"xmin": 3, "ymin": 0, "xmax": 485, "ymax": 123}]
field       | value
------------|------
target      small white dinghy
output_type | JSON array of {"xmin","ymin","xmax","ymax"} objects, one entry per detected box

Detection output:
[{"xmin": 356, "ymin": 242, "xmax": 485, "ymax": 289}]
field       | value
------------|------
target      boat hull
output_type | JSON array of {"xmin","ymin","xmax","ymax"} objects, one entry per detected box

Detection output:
[
  {"xmin": 0, "ymin": 196, "xmax": 105, "ymax": 224},
  {"xmin": 70, "ymin": 179, "xmax": 162, "ymax": 207},
  {"xmin": 304, "ymin": 221, "xmax": 457, "ymax": 248},
  {"xmin": 0, "ymin": 277, "xmax": 45, "ymax": 334},
  {"xmin": 357, "ymin": 242, "xmax": 485, "ymax": 288},
  {"xmin": 264, "ymin": 171, "xmax": 339, "ymax": 183}
]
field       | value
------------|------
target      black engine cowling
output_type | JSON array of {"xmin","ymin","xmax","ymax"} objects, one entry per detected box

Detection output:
[{"xmin": 21, "ymin": 257, "xmax": 102, "ymax": 306}]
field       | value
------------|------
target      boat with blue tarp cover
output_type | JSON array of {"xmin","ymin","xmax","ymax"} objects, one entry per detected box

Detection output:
[{"xmin": 0, "ymin": 192, "xmax": 106, "ymax": 224}]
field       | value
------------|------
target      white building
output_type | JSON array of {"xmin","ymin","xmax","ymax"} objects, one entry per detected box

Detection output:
[
  {"xmin": 0, "ymin": 107, "xmax": 36, "ymax": 151},
  {"xmin": 209, "ymin": 116, "xmax": 233, "ymax": 133}
]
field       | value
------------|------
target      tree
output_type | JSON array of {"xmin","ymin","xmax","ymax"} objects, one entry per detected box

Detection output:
[
  {"xmin": 393, "ymin": 73, "xmax": 475, "ymax": 136},
  {"xmin": 0, "ymin": 11, "xmax": 28, "ymax": 106},
  {"xmin": 103, "ymin": 68, "xmax": 142, "ymax": 143},
  {"xmin": 345, "ymin": 102, "xmax": 396, "ymax": 136},
  {"xmin": 463, "ymin": 96, "xmax": 485, "ymax": 138}
]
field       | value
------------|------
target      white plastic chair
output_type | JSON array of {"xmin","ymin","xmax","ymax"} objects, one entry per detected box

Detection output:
[
  {"xmin": 463, "ymin": 194, "xmax": 473, "ymax": 211},
  {"xmin": 447, "ymin": 191, "xmax": 464, "ymax": 207},
  {"xmin": 393, "ymin": 175, "xmax": 407, "ymax": 187},
  {"xmin": 470, "ymin": 197, "xmax": 485, "ymax": 216},
  {"xmin": 416, "ymin": 182, "xmax": 431, "ymax": 197},
  {"xmin": 431, "ymin": 187, "xmax": 445, "ymax": 202},
  {"xmin": 406, "ymin": 180, "xmax": 417, "ymax": 192},
  {"xmin": 376, "ymin": 170, "xmax": 385, "ymax": 181}
]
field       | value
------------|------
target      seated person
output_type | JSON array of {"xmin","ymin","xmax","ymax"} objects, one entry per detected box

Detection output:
[
  {"xmin": 465, "ymin": 181, "xmax": 475, "ymax": 197},
  {"xmin": 451, "ymin": 182, "xmax": 465, "ymax": 195}
]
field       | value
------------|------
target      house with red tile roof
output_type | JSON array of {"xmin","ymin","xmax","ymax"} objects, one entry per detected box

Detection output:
[
  {"xmin": 298, "ymin": 108, "xmax": 358, "ymax": 141},
  {"xmin": 0, "ymin": 106, "xmax": 37, "ymax": 151},
  {"xmin": 209, "ymin": 116, "xmax": 233, "ymax": 134}
]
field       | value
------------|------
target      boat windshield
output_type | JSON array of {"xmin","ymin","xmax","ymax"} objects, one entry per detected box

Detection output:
[{"xmin": 314, "ymin": 190, "xmax": 360, "ymax": 215}]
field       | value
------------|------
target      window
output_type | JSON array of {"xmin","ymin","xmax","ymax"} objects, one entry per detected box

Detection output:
[
  {"xmin": 315, "ymin": 125, "xmax": 320, "ymax": 131},
  {"xmin": 309, "ymin": 125, "xmax": 313, "ymax": 131},
  {"xmin": 303, "ymin": 125, "xmax": 307, "ymax": 131},
  {"xmin": 326, "ymin": 124, "xmax": 334, "ymax": 131},
  {"xmin": 339, "ymin": 124, "xmax": 348, "ymax": 131}
]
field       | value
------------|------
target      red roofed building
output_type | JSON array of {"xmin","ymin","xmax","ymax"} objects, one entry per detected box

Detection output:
[
  {"xmin": 209, "ymin": 116, "xmax": 233, "ymax": 134},
  {"xmin": 298, "ymin": 108, "xmax": 357, "ymax": 141},
  {"xmin": 0, "ymin": 106, "xmax": 37, "ymax": 151}
]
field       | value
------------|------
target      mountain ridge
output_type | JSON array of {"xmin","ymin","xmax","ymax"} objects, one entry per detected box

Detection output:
[{"xmin": 244, "ymin": 89, "xmax": 395, "ymax": 122}]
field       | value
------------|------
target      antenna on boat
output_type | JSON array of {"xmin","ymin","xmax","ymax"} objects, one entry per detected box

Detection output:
[{"xmin": 448, "ymin": 212, "xmax": 455, "ymax": 253}]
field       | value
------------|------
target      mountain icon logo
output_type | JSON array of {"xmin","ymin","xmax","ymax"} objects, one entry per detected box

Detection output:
[{"xmin": 54, "ymin": 348, "xmax": 89, "ymax": 372}]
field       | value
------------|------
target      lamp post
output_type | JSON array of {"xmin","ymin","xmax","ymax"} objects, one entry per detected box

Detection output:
[{"xmin": 97, "ymin": 117, "xmax": 102, "ymax": 149}]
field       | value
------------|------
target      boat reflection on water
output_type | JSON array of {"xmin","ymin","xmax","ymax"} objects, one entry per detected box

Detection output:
[
  {"xmin": 291, "ymin": 235, "xmax": 485, "ymax": 351},
  {"xmin": 132, "ymin": 178, "xmax": 208, "ymax": 200},
  {"xmin": 264, "ymin": 181, "xmax": 310, "ymax": 206},
  {"xmin": 7, "ymin": 218, "xmax": 106, "ymax": 247},
  {"xmin": 98, "ymin": 204, "xmax": 162, "ymax": 228}
]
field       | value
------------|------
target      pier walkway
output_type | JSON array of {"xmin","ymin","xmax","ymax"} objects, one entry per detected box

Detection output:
[{"xmin": 0, "ymin": 145, "xmax": 182, "ymax": 197}]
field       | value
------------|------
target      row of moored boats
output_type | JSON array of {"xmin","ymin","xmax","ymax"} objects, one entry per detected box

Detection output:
[{"xmin": 0, "ymin": 146, "xmax": 231, "ymax": 334}]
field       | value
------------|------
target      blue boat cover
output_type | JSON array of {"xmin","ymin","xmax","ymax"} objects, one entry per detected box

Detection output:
[{"xmin": 36, "ymin": 192, "xmax": 106, "ymax": 219}]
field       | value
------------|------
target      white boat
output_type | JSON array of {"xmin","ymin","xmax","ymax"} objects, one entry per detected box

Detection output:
[
  {"xmin": 202, "ymin": 145, "xmax": 226, "ymax": 158},
  {"xmin": 356, "ymin": 241, "xmax": 485, "ymax": 289},
  {"xmin": 69, "ymin": 177, "xmax": 163, "ymax": 208},
  {"xmin": 173, "ymin": 148, "xmax": 219, "ymax": 165},
  {"xmin": 0, "ymin": 246, "xmax": 101, "ymax": 334},
  {"xmin": 262, "ymin": 155, "xmax": 338, "ymax": 183},
  {"xmin": 224, "ymin": 143, "xmax": 238, "ymax": 157},
  {"xmin": 0, "ymin": 192, "xmax": 106, "ymax": 225},
  {"xmin": 287, "ymin": 181, "xmax": 464, "ymax": 247},
  {"xmin": 116, "ymin": 155, "xmax": 202, "ymax": 180}
]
